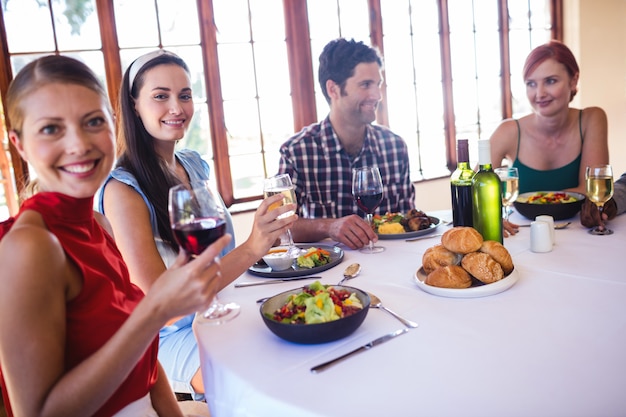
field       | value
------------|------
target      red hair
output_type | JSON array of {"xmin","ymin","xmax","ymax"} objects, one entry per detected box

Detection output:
[{"xmin": 523, "ymin": 40, "xmax": 579, "ymax": 100}]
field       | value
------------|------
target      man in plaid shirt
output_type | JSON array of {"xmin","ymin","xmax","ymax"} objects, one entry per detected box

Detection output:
[{"xmin": 278, "ymin": 38, "xmax": 416, "ymax": 249}]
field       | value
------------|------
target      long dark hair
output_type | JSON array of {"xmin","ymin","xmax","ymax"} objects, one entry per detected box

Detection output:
[{"xmin": 115, "ymin": 51, "xmax": 191, "ymax": 252}]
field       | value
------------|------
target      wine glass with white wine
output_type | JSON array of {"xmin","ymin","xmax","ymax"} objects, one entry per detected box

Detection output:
[
  {"xmin": 495, "ymin": 167, "xmax": 519, "ymax": 222},
  {"xmin": 263, "ymin": 174, "xmax": 300, "ymax": 257},
  {"xmin": 585, "ymin": 164, "xmax": 614, "ymax": 235}
]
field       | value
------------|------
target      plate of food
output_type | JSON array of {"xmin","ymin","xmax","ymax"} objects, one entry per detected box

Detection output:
[
  {"xmin": 248, "ymin": 244, "xmax": 344, "ymax": 278},
  {"xmin": 374, "ymin": 209, "xmax": 441, "ymax": 240},
  {"xmin": 413, "ymin": 266, "xmax": 519, "ymax": 298},
  {"xmin": 414, "ymin": 228, "xmax": 519, "ymax": 298}
]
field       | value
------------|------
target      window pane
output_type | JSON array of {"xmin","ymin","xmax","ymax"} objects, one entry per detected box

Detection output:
[
  {"xmin": 508, "ymin": 0, "xmax": 552, "ymax": 117},
  {"xmin": 308, "ymin": 0, "xmax": 370, "ymax": 119},
  {"xmin": 230, "ymin": 154, "xmax": 266, "ymax": 200},
  {"xmin": 157, "ymin": 0, "xmax": 200, "ymax": 45},
  {"xmin": 214, "ymin": 0, "xmax": 251, "ymax": 43},
  {"xmin": 2, "ymin": 0, "xmax": 56, "ymax": 52},
  {"xmin": 218, "ymin": 44, "xmax": 256, "ymax": 100},
  {"xmin": 52, "ymin": 0, "xmax": 102, "ymax": 50},
  {"xmin": 250, "ymin": 0, "xmax": 285, "ymax": 41},
  {"xmin": 224, "ymin": 99, "xmax": 261, "ymax": 154},
  {"xmin": 382, "ymin": 0, "xmax": 447, "ymax": 179},
  {"xmin": 114, "ymin": 0, "xmax": 159, "ymax": 48}
]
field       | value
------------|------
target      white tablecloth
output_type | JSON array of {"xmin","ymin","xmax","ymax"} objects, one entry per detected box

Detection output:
[{"xmin": 194, "ymin": 210, "xmax": 626, "ymax": 417}]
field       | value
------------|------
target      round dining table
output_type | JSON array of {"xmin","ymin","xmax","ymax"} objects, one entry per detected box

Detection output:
[{"xmin": 193, "ymin": 209, "xmax": 626, "ymax": 417}]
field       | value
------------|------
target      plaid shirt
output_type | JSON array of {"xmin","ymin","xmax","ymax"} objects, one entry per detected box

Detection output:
[{"xmin": 278, "ymin": 116, "xmax": 415, "ymax": 219}]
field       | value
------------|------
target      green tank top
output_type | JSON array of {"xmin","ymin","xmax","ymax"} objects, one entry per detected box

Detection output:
[{"xmin": 512, "ymin": 109, "xmax": 583, "ymax": 193}]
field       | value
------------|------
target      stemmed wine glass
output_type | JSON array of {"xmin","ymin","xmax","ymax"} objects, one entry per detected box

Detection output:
[
  {"xmin": 495, "ymin": 167, "xmax": 519, "ymax": 222},
  {"xmin": 263, "ymin": 174, "xmax": 300, "ymax": 257},
  {"xmin": 585, "ymin": 164, "xmax": 614, "ymax": 235},
  {"xmin": 169, "ymin": 180, "xmax": 240, "ymax": 325},
  {"xmin": 352, "ymin": 166, "xmax": 385, "ymax": 254}
]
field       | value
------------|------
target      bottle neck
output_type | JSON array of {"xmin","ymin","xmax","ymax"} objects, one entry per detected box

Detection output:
[{"xmin": 478, "ymin": 162, "xmax": 493, "ymax": 172}]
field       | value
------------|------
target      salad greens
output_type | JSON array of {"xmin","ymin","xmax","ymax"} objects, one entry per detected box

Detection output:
[
  {"xmin": 296, "ymin": 247, "xmax": 331, "ymax": 268},
  {"xmin": 267, "ymin": 281, "xmax": 364, "ymax": 324}
]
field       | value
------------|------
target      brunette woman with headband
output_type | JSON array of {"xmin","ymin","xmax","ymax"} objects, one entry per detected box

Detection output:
[
  {"xmin": 98, "ymin": 50, "xmax": 295, "ymax": 401},
  {"xmin": 0, "ymin": 54, "xmax": 229, "ymax": 417}
]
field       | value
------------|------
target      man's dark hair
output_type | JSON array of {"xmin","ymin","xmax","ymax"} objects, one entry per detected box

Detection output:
[{"xmin": 318, "ymin": 38, "xmax": 383, "ymax": 103}]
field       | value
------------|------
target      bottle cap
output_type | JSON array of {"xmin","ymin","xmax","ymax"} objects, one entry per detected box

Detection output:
[
  {"xmin": 477, "ymin": 140, "xmax": 491, "ymax": 165},
  {"xmin": 457, "ymin": 139, "xmax": 469, "ymax": 162}
]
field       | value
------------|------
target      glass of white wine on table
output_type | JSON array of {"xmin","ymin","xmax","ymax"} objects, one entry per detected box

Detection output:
[
  {"xmin": 352, "ymin": 166, "xmax": 385, "ymax": 254},
  {"xmin": 585, "ymin": 164, "xmax": 614, "ymax": 235},
  {"xmin": 263, "ymin": 174, "xmax": 301, "ymax": 258},
  {"xmin": 169, "ymin": 180, "xmax": 240, "ymax": 325},
  {"xmin": 495, "ymin": 167, "xmax": 519, "ymax": 222}
]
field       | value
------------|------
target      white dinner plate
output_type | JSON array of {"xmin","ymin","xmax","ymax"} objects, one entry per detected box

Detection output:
[
  {"xmin": 376, "ymin": 216, "xmax": 441, "ymax": 240},
  {"xmin": 413, "ymin": 266, "xmax": 519, "ymax": 298}
]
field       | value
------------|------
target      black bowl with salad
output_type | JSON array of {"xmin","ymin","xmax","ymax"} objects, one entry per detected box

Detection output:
[{"xmin": 260, "ymin": 281, "xmax": 370, "ymax": 344}]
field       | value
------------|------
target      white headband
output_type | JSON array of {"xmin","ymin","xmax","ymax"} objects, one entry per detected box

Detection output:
[{"xmin": 128, "ymin": 49, "xmax": 179, "ymax": 90}]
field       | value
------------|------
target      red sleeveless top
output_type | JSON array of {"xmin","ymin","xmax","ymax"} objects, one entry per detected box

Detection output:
[{"xmin": 0, "ymin": 192, "xmax": 158, "ymax": 417}]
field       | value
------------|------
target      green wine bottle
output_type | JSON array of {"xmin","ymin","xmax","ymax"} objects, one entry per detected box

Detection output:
[
  {"xmin": 471, "ymin": 140, "xmax": 503, "ymax": 243},
  {"xmin": 450, "ymin": 139, "xmax": 475, "ymax": 226}
]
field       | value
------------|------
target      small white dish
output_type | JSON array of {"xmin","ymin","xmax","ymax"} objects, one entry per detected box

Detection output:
[
  {"xmin": 413, "ymin": 267, "xmax": 519, "ymax": 298},
  {"xmin": 262, "ymin": 248, "xmax": 293, "ymax": 271}
]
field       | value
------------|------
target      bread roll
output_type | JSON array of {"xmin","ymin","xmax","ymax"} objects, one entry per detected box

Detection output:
[
  {"xmin": 480, "ymin": 241, "xmax": 514, "ymax": 275},
  {"xmin": 441, "ymin": 227, "xmax": 483, "ymax": 254},
  {"xmin": 461, "ymin": 252, "xmax": 504, "ymax": 284},
  {"xmin": 425, "ymin": 265, "xmax": 472, "ymax": 289},
  {"xmin": 422, "ymin": 244, "xmax": 462, "ymax": 274}
]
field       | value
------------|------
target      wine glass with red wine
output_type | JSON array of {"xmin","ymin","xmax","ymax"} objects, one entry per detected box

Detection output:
[
  {"xmin": 352, "ymin": 166, "xmax": 385, "ymax": 254},
  {"xmin": 169, "ymin": 180, "xmax": 240, "ymax": 324}
]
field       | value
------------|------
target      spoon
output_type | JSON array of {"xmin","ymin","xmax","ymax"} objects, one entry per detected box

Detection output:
[
  {"xmin": 518, "ymin": 221, "xmax": 571, "ymax": 229},
  {"xmin": 337, "ymin": 263, "xmax": 361, "ymax": 285},
  {"xmin": 367, "ymin": 293, "xmax": 419, "ymax": 328}
]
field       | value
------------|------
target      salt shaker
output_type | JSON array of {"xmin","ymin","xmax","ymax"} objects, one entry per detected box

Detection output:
[
  {"xmin": 530, "ymin": 221, "xmax": 552, "ymax": 253},
  {"xmin": 535, "ymin": 215, "xmax": 555, "ymax": 246}
]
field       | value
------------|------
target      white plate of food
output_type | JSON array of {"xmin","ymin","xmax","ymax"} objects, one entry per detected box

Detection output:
[
  {"xmin": 375, "ymin": 211, "xmax": 441, "ymax": 240},
  {"xmin": 413, "ymin": 266, "xmax": 519, "ymax": 298}
]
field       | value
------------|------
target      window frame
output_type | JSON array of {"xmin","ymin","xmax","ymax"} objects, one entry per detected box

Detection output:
[{"xmin": 0, "ymin": 0, "xmax": 562, "ymax": 214}]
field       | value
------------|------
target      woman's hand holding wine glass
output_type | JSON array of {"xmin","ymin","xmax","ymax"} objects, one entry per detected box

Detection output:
[
  {"xmin": 169, "ymin": 180, "xmax": 240, "ymax": 324},
  {"xmin": 352, "ymin": 166, "xmax": 385, "ymax": 254},
  {"xmin": 263, "ymin": 174, "xmax": 301, "ymax": 258},
  {"xmin": 585, "ymin": 164, "xmax": 615, "ymax": 235}
]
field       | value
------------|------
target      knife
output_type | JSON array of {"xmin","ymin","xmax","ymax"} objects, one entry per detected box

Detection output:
[
  {"xmin": 405, "ymin": 233, "xmax": 443, "ymax": 242},
  {"xmin": 234, "ymin": 276, "xmax": 322, "ymax": 288},
  {"xmin": 310, "ymin": 327, "xmax": 410, "ymax": 373}
]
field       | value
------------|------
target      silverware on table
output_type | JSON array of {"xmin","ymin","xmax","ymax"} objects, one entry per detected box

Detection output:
[
  {"xmin": 235, "ymin": 276, "xmax": 322, "ymax": 288},
  {"xmin": 405, "ymin": 233, "xmax": 444, "ymax": 242},
  {"xmin": 517, "ymin": 221, "xmax": 571, "ymax": 229},
  {"xmin": 310, "ymin": 327, "xmax": 410, "ymax": 373},
  {"xmin": 368, "ymin": 293, "xmax": 419, "ymax": 328}
]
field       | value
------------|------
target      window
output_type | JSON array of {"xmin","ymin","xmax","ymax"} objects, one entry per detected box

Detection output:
[{"xmin": 0, "ymin": 0, "xmax": 560, "ymax": 218}]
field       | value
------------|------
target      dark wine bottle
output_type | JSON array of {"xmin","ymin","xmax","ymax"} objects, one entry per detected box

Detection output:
[
  {"xmin": 471, "ymin": 140, "xmax": 503, "ymax": 243},
  {"xmin": 450, "ymin": 139, "xmax": 474, "ymax": 226}
]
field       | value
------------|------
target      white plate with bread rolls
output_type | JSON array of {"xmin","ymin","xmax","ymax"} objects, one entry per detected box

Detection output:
[
  {"xmin": 413, "ymin": 226, "xmax": 519, "ymax": 298},
  {"xmin": 414, "ymin": 267, "xmax": 519, "ymax": 298}
]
